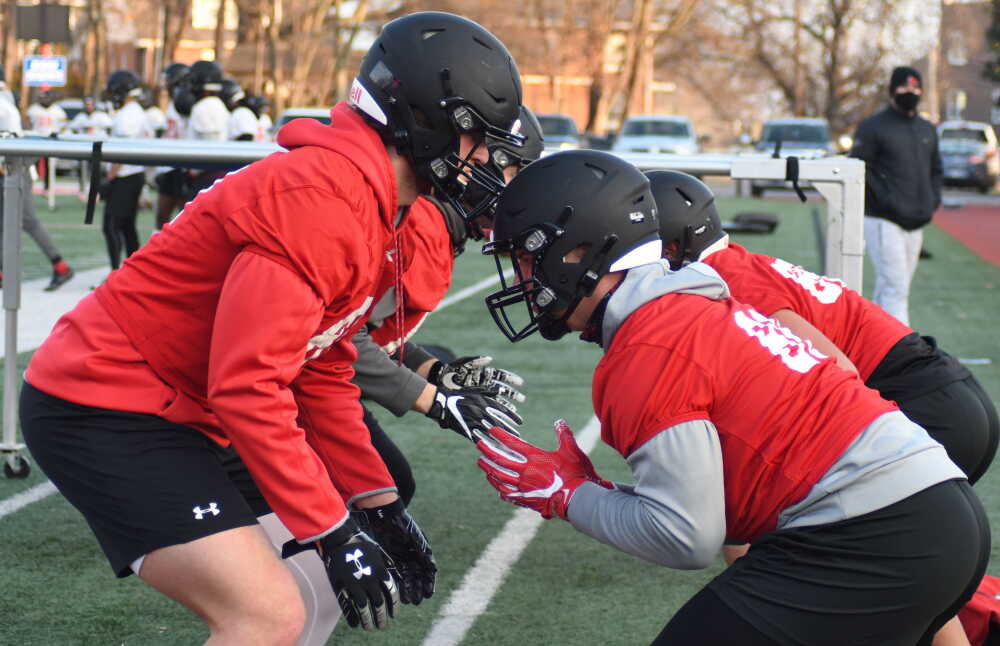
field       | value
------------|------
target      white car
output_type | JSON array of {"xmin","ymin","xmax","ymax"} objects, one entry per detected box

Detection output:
[
  {"xmin": 612, "ymin": 115, "xmax": 700, "ymax": 155},
  {"xmin": 937, "ymin": 120, "xmax": 999, "ymax": 193}
]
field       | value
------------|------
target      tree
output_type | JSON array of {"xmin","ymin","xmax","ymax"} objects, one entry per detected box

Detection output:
[{"xmin": 701, "ymin": 0, "xmax": 931, "ymax": 134}]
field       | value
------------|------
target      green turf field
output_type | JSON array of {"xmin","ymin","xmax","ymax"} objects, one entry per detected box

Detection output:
[{"xmin": 2, "ymin": 191, "xmax": 998, "ymax": 645}]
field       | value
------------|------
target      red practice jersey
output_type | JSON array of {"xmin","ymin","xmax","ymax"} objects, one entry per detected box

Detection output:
[
  {"xmin": 592, "ymin": 293, "xmax": 897, "ymax": 542},
  {"xmin": 960, "ymin": 575, "xmax": 1000, "ymax": 646},
  {"xmin": 703, "ymin": 243, "xmax": 911, "ymax": 379},
  {"xmin": 26, "ymin": 104, "xmax": 399, "ymax": 540}
]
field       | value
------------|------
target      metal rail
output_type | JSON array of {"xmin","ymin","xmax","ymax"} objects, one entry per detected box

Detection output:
[{"xmin": 0, "ymin": 135, "xmax": 866, "ymax": 476}]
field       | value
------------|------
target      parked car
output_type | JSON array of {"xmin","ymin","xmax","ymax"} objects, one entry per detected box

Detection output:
[
  {"xmin": 274, "ymin": 107, "xmax": 331, "ymax": 135},
  {"xmin": 937, "ymin": 120, "xmax": 999, "ymax": 193},
  {"xmin": 612, "ymin": 115, "xmax": 700, "ymax": 155},
  {"xmin": 536, "ymin": 113, "xmax": 582, "ymax": 151},
  {"xmin": 750, "ymin": 117, "xmax": 835, "ymax": 197}
]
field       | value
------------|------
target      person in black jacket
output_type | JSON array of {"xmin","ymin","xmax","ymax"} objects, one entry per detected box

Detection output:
[{"xmin": 850, "ymin": 66, "xmax": 942, "ymax": 326}]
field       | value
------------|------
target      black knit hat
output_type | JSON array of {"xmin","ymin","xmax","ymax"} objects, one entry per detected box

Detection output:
[{"xmin": 889, "ymin": 66, "xmax": 922, "ymax": 94}]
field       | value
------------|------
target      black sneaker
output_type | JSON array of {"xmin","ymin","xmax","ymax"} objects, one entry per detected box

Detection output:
[{"xmin": 44, "ymin": 267, "xmax": 75, "ymax": 291}]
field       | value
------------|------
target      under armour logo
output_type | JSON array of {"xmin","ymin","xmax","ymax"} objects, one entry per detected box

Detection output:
[
  {"xmin": 193, "ymin": 502, "xmax": 220, "ymax": 520},
  {"xmin": 346, "ymin": 548, "xmax": 372, "ymax": 580}
]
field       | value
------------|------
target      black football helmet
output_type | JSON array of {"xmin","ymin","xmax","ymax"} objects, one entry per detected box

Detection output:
[
  {"xmin": 244, "ymin": 94, "xmax": 269, "ymax": 118},
  {"xmin": 105, "ymin": 70, "xmax": 141, "ymax": 109},
  {"xmin": 188, "ymin": 60, "xmax": 224, "ymax": 97},
  {"xmin": 485, "ymin": 150, "xmax": 662, "ymax": 342},
  {"xmin": 462, "ymin": 105, "xmax": 546, "ymax": 240},
  {"xmin": 162, "ymin": 62, "xmax": 190, "ymax": 92},
  {"xmin": 350, "ymin": 11, "xmax": 523, "ymax": 222},
  {"xmin": 220, "ymin": 78, "xmax": 245, "ymax": 111},
  {"xmin": 645, "ymin": 171, "xmax": 724, "ymax": 269}
]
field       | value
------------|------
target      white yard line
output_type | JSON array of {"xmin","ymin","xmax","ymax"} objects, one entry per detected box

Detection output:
[
  {"xmin": 0, "ymin": 481, "xmax": 57, "ymax": 521},
  {"xmin": 421, "ymin": 416, "xmax": 601, "ymax": 646}
]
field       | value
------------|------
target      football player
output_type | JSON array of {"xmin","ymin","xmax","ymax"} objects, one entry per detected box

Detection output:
[
  {"xmin": 219, "ymin": 106, "xmax": 543, "ymax": 646},
  {"xmin": 100, "ymin": 70, "xmax": 152, "ymax": 272},
  {"xmin": 20, "ymin": 12, "xmax": 524, "ymax": 644},
  {"xmin": 646, "ymin": 170, "xmax": 998, "ymax": 485},
  {"xmin": 476, "ymin": 150, "xmax": 987, "ymax": 646},
  {"xmin": 153, "ymin": 62, "xmax": 192, "ymax": 233}
]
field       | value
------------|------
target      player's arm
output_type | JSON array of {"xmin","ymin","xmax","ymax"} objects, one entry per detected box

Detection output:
[
  {"xmin": 566, "ymin": 420, "xmax": 726, "ymax": 570},
  {"xmin": 769, "ymin": 308, "xmax": 858, "ymax": 375},
  {"xmin": 207, "ymin": 249, "xmax": 356, "ymax": 540},
  {"xmin": 351, "ymin": 326, "xmax": 431, "ymax": 416},
  {"xmin": 477, "ymin": 419, "xmax": 726, "ymax": 570}
]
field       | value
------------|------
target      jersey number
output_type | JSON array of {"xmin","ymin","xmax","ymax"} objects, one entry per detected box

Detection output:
[
  {"xmin": 734, "ymin": 307, "xmax": 827, "ymax": 374},
  {"xmin": 769, "ymin": 258, "xmax": 845, "ymax": 305}
]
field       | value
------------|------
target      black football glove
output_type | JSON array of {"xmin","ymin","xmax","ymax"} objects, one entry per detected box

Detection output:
[
  {"xmin": 352, "ymin": 499, "xmax": 436, "ymax": 605},
  {"xmin": 428, "ymin": 356, "xmax": 525, "ymax": 406},
  {"xmin": 283, "ymin": 519, "xmax": 400, "ymax": 631},
  {"xmin": 426, "ymin": 385, "xmax": 523, "ymax": 442}
]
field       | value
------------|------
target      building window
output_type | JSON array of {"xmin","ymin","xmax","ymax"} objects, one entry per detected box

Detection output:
[{"xmin": 946, "ymin": 29, "xmax": 968, "ymax": 66}]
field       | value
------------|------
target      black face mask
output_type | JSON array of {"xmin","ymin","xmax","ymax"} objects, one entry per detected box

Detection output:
[{"xmin": 893, "ymin": 92, "xmax": 921, "ymax": 112}]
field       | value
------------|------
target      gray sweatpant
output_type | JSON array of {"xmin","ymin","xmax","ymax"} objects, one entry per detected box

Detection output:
[{"xmin": 0, "ymin": 167, "xmax": 61, "ymax": 268}]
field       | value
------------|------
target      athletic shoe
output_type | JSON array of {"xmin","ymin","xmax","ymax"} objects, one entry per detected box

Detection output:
[{"xmin": 44, "ymin": 267, "xmax": 75, "ymax": 291}]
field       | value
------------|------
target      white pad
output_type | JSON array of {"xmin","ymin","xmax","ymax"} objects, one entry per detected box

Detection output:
[{"xmin": 257, "ymin": 513, "xmax": 342, "ymax": 646}]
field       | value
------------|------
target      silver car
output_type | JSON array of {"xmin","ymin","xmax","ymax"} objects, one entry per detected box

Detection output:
[
  {"xmin": 612, "ymin": 115, "xmax": 699, "ymax": 155},
  {"xmin": 938, "ymin": 120, "xmax": 999, "ymax": 193}
]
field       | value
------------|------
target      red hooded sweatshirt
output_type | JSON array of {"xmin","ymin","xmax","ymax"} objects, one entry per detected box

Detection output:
[
  {"xmin": 369, "ymin": 196, "xmax": 455, "ymax": 353},
  {"xmin": 26, "ymin": 103, "xmax": 399, "ymax": 541}
]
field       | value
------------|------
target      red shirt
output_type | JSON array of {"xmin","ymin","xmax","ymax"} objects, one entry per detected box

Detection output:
[
  {"xmin": 960, "ymin": 575, "xmax": 1000, "ymax": 646},
  {"xmin": 369, "ymin": 197, "xmax": 454, "ymax": 352},
  {"xmin": 592, "ymin": 293, "xmax": 897, "ymax": 542},
  {"xmin": 704, "ymin": 243, "xmax": 911, "ymax": 379},
  {"xmin": 26, "ymin": 104, "xmax": 399, "ymax": 541}
]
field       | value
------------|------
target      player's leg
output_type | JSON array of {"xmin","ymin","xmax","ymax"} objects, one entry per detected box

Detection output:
[
  {"xmin": 117, "ymin": 173, "xmax": 144, "ymax": 259},
  {"xmin": 18, "ymin": 381, "xmax": 303, "ymax": 645},
  {"xmin": 651, "ymin": 587, "xmax": 780, "ymax": 645},
  {"xmin": 256, "ymin": 512, "xmax": 341, "ymax": 646},
  {"xmin": 102, "ymin": 185, "xmax": 123, "ymax": 269},
  {"xmin": 364, "ymin": 405, "xmax": 415, "ymax": 506},
  {"xmin": 140, "ymin": 524, "xmax": 305, "ymax": 646},
  {"xmin": 216, "ymin": 445, "xmax": 341, "ymax": 646}
]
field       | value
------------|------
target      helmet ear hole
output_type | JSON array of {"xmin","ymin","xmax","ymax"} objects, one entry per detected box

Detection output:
[{"xmin": 563, "ymin": 243, "xmax": 591, "ymax": 265}]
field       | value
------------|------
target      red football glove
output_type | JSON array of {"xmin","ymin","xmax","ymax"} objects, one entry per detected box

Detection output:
[{"xmin": 476, "ymin": 419, "xmax": 612, "ymax": 520}]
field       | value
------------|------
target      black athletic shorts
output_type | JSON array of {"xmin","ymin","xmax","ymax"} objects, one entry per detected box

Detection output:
[
  {"xmin": 655, "ymin": 479, "xmax": 990, "ymax": 646},
  {"xmin": 868, "ymin": 333, "xmax": 999, "ymax": 483},
  {"xmin": 154, "ymin": 168, "xmax": 189, "ymax": 198},
  {"xmin": 19, "ymin": 381, "xmax": 258, "ymax": 578}
]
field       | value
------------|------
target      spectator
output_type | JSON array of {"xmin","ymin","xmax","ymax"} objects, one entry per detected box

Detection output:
[
  {"xmin": 850, "ymin": 66, "xmax": 941, "ymax": 325},
  {"xmin": 153, "ymin": 63, "xmax": 191, "ymax": 233}
]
